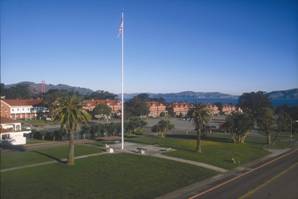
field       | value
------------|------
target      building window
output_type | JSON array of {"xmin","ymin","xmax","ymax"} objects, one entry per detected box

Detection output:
[
  {"xmin": 2, "ymin": 134, "xmax": 10, "ymax": 139},
  {"xmin": 15, "ymin": 125, "xmax": 21, "ymax": 131}
]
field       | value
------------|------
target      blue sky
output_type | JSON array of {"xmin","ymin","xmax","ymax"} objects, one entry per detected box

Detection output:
[{"xmin": 1, "ymin": 0, "xmax": 297, "ymax": 94}]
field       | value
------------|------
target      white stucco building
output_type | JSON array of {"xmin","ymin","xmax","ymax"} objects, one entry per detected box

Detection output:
[{"xmin": 0, "ymin": 118, "xmax": 31, "ymax": 145}]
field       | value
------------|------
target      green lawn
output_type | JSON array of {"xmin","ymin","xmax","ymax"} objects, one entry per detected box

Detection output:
[
  {"xmin": 1, "ymin": 144, "xmax": 102, "ymax": 169},
  {"xmin": 26, "ymin": 139, "xmax": 51, "ymax": 144},
  {"xmin": 1, "ymin": 153, "xmax": 216, "ymax": 199},
  {"xmin": 20, "ymin": 119, "xmax": 58, "ymax": 127},
  {"xmin": 127, "ymin": 136, "xmax": 269, "ymax": 169}
]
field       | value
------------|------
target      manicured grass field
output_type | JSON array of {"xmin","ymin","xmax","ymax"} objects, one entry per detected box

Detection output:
[
  {"xmin": 20, "ymin": 119, "xmax": 58, "ymax": 127},
  {"xmin": 26, "ymin": 139, "xmax": 51, "ymax": 144},
  {"xmin": 1, "ymin": 144, "xmax": 102, "ymax": 169},
  {"xmin": 1, "ymin": 153, "xmax": 216, "ymax": 199},
  {"xmin": 127, "ymin": 136, "xmax": 269, "ymax": 169}
]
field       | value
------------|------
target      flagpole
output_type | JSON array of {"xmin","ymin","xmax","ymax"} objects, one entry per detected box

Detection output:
[{"xmin": 121, "ymin": 11, "xmax": 124, "ymax": 150}]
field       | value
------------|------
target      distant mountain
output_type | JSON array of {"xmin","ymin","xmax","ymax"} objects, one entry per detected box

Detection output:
[
  {"xmin": 5, "ymin": 81, "xmax": 94, "ymax": 95},
  {"xmin": 266, "ymin": 88, "xmax": 298, "ymax": 99},
  {"xmin": 149, "ymin": 91, "xmax": 237, "ymax": 103},
  {"xmin": 122, "ymin": 89, "xmax": 298, "ymax": 105},
  {"xmin": 122, "ymin": 91, "xmax": 238, "ymax": 103},
  {"xmin": 4, "ymin": 82, "xmax": 298, "ymax": 105}
]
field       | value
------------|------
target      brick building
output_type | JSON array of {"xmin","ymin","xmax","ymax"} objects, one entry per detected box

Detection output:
[
  {"xmin": 83, "ymin": 99, "xmax": 121, "ymax": 114},
  {"xmin": 206, "ymin": 104, "xmax": 220, "ymax": 115},
  {"xmin": 147, "ymin": 101, "xmax": 167, "ymax": 118},
  {"xmin": 170, "ymin": 102, "xmax": 192, "ymax": 117},
  {"xmin": 0, "ymin": 99, "xmax": 48, "ymax": 120},
  {"xmin": 222, "ymin": 105, "xmax": 243, "ymax": 115}
]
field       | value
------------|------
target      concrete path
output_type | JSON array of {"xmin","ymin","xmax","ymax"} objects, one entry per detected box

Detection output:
[
  {"xmin": 152, "ymin": 154, "xmax": 228, "ymax": 173},
  {"xmin": 1, "ymin": 152, "xmax": 107, "ymax": 173}
]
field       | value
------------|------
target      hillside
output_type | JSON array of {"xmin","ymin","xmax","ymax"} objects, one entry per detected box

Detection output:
[
  {"xmin": 4, "ymin": 82, "xmax": 298, "ymax": 105},
  {"xmin": 5, "ymin": 82, "xmax": 94, "ymax": 95},
  {"xmin": 266, "ymin": 88, "xmax": 298, "ymax": 99}
]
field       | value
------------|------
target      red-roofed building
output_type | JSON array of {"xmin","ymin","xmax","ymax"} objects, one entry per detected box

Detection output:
[
  {"xmin": 0, "ymin": 99, "xmax": 48, "ymax": 120},
  {"xmin": 222, "ymin": 105, "xmax": 243, "ymax": 115},
  {"xmin": 147, "ymin": 101, "xmax": 167, "ymax": 117},
  {"xmin": 170, "ymin": 103, "xmax": 192, "ymax": 117},
  {"xmin": 206, "ymin": 104, "xmax": 220, "ymax": 115},
  {"xmin": 83, "ymin": 99, "xmax": 121, "ymax": 114}
]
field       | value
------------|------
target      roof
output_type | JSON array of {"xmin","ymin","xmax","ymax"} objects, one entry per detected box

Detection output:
[
  {"xmin": 171, "ymin": 102, "xmax": 192, "ymax": 107},
  {"xmin": 2, "ymin": 99, "xmax": 43, "ymax": 107},
  {"xmin": 147, "ymin": 101, "xmax": 166, "ymax": 106},
  {"xmin": 83, "ymin": 99, "xmax": 120, "ymax": 106}
]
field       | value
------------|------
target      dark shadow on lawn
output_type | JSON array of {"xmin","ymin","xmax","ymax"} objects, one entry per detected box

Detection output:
[
  {"xmin": 203, "ymin": 136, "xmax": 233, "ymax": 143},
  {"xmin": 166, "ymin": 134, "xmax": 196, "ymax": 140},
  {"xmin": 0, "ymin": 143, "xmax": 26, "ymax": 152},
  {"xmin": 166, "ymin": 134, "xmax": 233, "ymax": 143},
  {"xmin": 32, "ymin": 151, "xmax": 66, "ymax": 164}
]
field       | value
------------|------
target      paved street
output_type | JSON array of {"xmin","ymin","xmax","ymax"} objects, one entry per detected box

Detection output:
[
  {"xmin": 189, "ymin": 149, "xmax": 298, "ymax": 199},
  {"xmin": 246, "ymin": 162, "xmax": 298, "ymax": 199}
]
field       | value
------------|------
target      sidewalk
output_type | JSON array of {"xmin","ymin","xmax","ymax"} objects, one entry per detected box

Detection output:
[{"xmin": 152, "ymin": 154, "xmax": 227, "ymax": 173}]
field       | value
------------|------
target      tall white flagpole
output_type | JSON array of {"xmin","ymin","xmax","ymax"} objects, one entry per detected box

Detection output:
[{"xmin": 121, "ymin": 11, "xmax": 124, "ymax": 150}]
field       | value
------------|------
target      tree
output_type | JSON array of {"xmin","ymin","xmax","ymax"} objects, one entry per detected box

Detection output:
[
  {"xmin": 0, "ymin": 83, "xmax": 5, "ymax": 96},
  {"xmin": 53, "ymin": 95, "xmax": 91, "ymax": 165},
  {"xmin": 166, "ymin": 106, "xmax": 175, "ymax": 117},
  {"xmin": 225, "ymin": 112, "xmax": 254, "ymax": 143},
  {"xmin": 274, "ymin": 109, "xmax": 292, "ymax": 142},
  {"xmin": 125, "ymin": 95, "xmax": 149, "ymax": 118},
  {"xmin": 2, "ymin": 84, "xmax": 33, "ymax": 99},
  {"xmin": 86, "ymin": 90, "xmax": 116, "ymax": 100},
  {"xmin": 151, "ymin": 119, "xmax": 174, "ymax": 138},
  {"xmin": 126, "ymin": 117, "xmax": 147, "ymax": 135},
  {"xmin": 104, "ymin": 122, "xmax": 121, "ymax": 136},
  {"xmin": 160, "ymin": 112, "xmax": 166, "ymax": 117},
  {"xmin": 276, "ymin": 105, "xmax": 298, "ymax": 134},
  {"xmin": 214, "ymin": 102, "xmax": 223, "ymax": 114},
  {"xmin": 257, "ymin": 107, "xmax": 275, "ymax": 145},
  {"xmin": 276, "ymin": 109, "xmax": 291, "ymax": 132},
  {"xmin": 43, "ymin": 89, "xmax": 73, "ymax": 117},
  {"xmin": 188, "ymin": 105, "xmax": 211, "ymax": 152},
  {"xmin": 239, "ymin": 91, "xmax": 271, "ymax": 118},
  {"xmin": 92, "ymin": 104, "xmax": 112, "ymax": 120}
]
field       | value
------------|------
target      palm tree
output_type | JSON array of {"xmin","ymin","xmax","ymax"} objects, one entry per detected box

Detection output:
[
  {"xmin": 188, "ymin": 105, "xmax": 211, "ymax": 153},
  {"xmin": 53, "ymin": 95, "xmax": 91, "ymax": 165}
]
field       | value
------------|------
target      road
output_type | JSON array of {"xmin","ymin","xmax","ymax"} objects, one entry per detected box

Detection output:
[{"xmin": 189, "ymin": 149, "xmax": 298, "ymax": 199}]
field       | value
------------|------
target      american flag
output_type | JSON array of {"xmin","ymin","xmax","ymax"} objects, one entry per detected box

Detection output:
[{"xmin": 118, "ymin": 14, "xmax": 124, "ymax": 37}]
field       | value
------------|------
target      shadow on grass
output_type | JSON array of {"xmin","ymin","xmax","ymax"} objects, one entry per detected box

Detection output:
[
  {"xmin": 0, "ymin": 143, "xmax": 26, "ymax": 152},
  {"xmin": 32, "ymin": 151, "xmax": 66, "ymax": 164},
  {"xmin": 203, "ymin": 136, "xmax": 233, "ymax": 143},
  {"xmin": 167, "ymin": 134, "xmax": 233, "ymax": 143}
]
